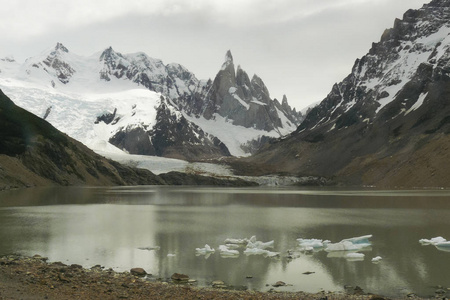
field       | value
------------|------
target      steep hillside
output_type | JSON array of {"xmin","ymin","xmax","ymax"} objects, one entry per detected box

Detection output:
[{"xmin": 242, "ymin": 0, "xmax": 450, "ymax": 188}]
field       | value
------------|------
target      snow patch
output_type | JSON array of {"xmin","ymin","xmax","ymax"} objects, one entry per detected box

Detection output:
[{"xmin": 405, "ymin": 92, "xmax": 428, "ymax": 115}]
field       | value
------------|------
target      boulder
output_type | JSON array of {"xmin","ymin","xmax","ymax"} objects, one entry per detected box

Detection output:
[
  {"xmin": 130, "ymin": 268, "xmax": 147, "ymax": 277},
  {"xmin": 171, "ymin": 273, "xmax": 189, "ymax": 281}
]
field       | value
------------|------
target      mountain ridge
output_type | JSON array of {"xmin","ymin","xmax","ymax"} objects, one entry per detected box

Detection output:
[
  {"xmin": 0, "ymin": 45, "xmax": 302, "ymax": 159},
  {"xmin": 239, "ymin": 0, "xmax": 450, "ymax": 188}
]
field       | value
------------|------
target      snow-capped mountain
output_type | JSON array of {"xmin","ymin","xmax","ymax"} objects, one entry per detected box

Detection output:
[
  {"xmin": 245, "ymin": 0, "xmax": 450, "ymax": 187},
  {"xmin": 0, "ymin": 45, "xmax": 302, "ymax": 159},
  {"xmin": 297, "ymin": 0, "xmax": 450, "ymax": 134}
]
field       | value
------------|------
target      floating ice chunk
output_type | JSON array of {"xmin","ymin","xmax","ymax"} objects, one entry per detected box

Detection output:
[
  {"xmin": 264, "ymin": 251, "xmax": 280, "ymax": 258},
  {"xmin": 195, "ymin": 244, "xmax": 215, "ymax": 255},
  {"xmin": 225, "ymin": 238, "xmax": 249, "ymax": 244},
  {"xmin": 247, "ymin": 236, "xmax": 274, "ymax": 250},
  {"xmin": 218, "ymin": 245, "xmax": 240, "ymax": 257},
  {"xmin": 419, "ymin": 236, "xmax": 447, "ymax": 245},
  {"xmin": 346, "ymin": 252, "xmax": 365, "ymax": 261},
  {"xmin": 225, "ymin": 243, "xmax": 241, "ymax": 250},
  {"xmin": 248, "ymin": 240, "xmax": 274, "ymax": 249},
  {"xmin": 326, "ymin": 241, "xmax": 365, "ymax": 252},
  {"xmin": 325, "ymin": 235, "xmax": 372, "ymax": 252},
  {"xmin": 243, "ymin": 248, "xmax": 280, "ymax": 258},
  {"xmin": 435, "ymin": 242, "xmax": 450, "ymax": 252},
  {"xmin": 167, "ymin": 253, "xmax": 176, "ymax": 257},
  {"xmin": 341, "ymin": 235, "xmax": 372, "ymax": 245},
  {"xmin": 372, "ymin": 256, "xmax": 382, "ymax": 263},
  {"xmin": 297, "ymin": 238, "xmax": 326, "ymax": 249}
]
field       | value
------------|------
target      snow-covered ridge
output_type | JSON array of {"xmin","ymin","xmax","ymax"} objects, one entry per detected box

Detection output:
[{"xmin": 297, "ymin": 1, "xmax": 450, "ymax": 133}]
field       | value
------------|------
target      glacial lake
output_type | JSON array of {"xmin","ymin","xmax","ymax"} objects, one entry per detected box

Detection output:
[{"xmin": 1, "ymin": 186, "xmax": 450, "ymax": 297}]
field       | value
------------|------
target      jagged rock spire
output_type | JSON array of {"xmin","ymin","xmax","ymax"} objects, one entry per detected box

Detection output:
[
  {"xmin": 54, "ymin": 42, "xmax": 69, "ymax": 53},
  {"xmin": 221, "ymin": 50, "xmax": 234, "ymax": 71}
]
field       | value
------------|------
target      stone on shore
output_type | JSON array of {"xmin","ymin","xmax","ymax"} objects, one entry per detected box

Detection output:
[
  {"xmin": 130, "ymin": 268, "xmax": 147, "ymax": 277},
  {"xmin": 171, "ymin": 273, "xmax": 189, "ymax": 281}
]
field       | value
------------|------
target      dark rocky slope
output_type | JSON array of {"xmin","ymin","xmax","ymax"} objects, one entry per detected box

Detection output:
[{"xmin": 239, "ymin": 0, "xmax": 450, "ymax": 188}]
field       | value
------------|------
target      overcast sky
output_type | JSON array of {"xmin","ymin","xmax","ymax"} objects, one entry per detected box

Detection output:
[{"xmin": 0, "ymin": 0, "xmax": 427, "ymax": 110}]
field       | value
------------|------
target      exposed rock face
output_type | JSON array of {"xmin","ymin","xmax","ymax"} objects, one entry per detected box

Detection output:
[
  {"xmin": 245, "ymin": 0, "xmax": 450, "ymax": 188},
  {"xmin": 107, "ymin": 97, "xmax": 231, "ymax": 160},
  {"xmin": 194, "ymin": 51, "xmax": 303, "ymax": 132},
  {"xmin": 99, "ymin": 47, "xmax": 302, "ymax": 137},
  {"xmin": 99, "ymin": 47, "xmax": 199, "ymax": 100},
  {"xmin": 28, "ymin": 43, "xmax": 76, "ymax": 84}
]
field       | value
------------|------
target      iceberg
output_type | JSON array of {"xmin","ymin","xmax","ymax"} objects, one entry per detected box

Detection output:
[
  {"xmin": 325, "ymin": 235, "xmax": 372, "ymax": 252},
  {"xmin": 297, "ymin": 238, "xmax": 328, "ymax": 249},
  {"xmin": 247, "ymin": 236, "xmax": 274, "ymax": 249},
  {"xmin": 419, "ymin": 236, "xmax": 447, "ymax": 245},
  {"xmin": 218, "ymin": 245, "xmax": 240, "ymax": 257},
  {"xmin": 419, "ymin": 237, "xmax": 450, "ymax": 252},
  {"xmin": 264, "ymin": 251, "xmax": 280, "ymax": 258},
  {"xmin": 224, "ymin": 237, "xmax": 249, "ymax": 245},
  {"xmin": 341, "ymin": 235, "xmax": 372, "ymax": 245},
  {"xmin": 346, "ymin": 252, "xmax": 365, "ymax": 261},
  {"xmin": 225, "ymin": 243, "xmax": 241, "ymax": 250},
  {"xmin": 372, "ymin": 256, "xmax": 382, "ymax": 263},
  {"xmin": 326, "ymin": 241, "xmax": 366, "ymax": 252},
  {"xmin": 195, "ymin": 244, "xmax": 215, "ymax": 255},
  {"xmin": 243, "ymin": 248, "xmax": 280, "ymax": 258},
  {"xmin": 435, "ymin": 242, "xmax": 450, "ymax": 252}
]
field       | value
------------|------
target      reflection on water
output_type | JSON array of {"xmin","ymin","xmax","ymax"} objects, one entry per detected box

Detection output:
[{"xmin": 1, "ymin": 186, "xmax": 450, "ymax": 297}]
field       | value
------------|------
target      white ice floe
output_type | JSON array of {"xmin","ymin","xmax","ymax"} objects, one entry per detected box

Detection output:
[
  {"xmin": 224, "ymin": 237, "xmax": 249, "ymax": 245},
  {"xmin": 345, "ymin": 253, "xmax": 365, "ymax": 261},
  {"xmin": 195, "ymin": 244, "xmax": 215, "ymax": 255},
  {"xmin": 372, "ymin": 256, "xmax": 383, "ymax": 263},
  {"xmin": 243, "ymin": 248, "xmax": 280, "ymax": 258},
  {"xmin": 297, "ymin": 238, "xmax": 330, "ymax": 250},
  {"xmin": 167, "ymin": 253, "xmax": 176, "ymax": 257},
  {"xmin": 435, "ymin": 242, "xmax": 450, "ymax": 252},
  {"xmin": 325, "ymin": 235, "xmax": 372, "ymax": 252},
  {"xmin": 420, "ymin": 237, "xmax": 450, "ymax": 252},
  {"xmin": 225, "ymin": 243, "xmax": 241, "ymax": 250},
  {"xmin": 341, "ymin": 235, "xmax": 372, "ymax": 245},
  {"xmin": 419, "ymin": 236, "xmax": 447, "ymax": 245},
  {"xmin": 247, "ymin": 236, "xmax": 274, "ymax": 250},
  {"xmin": 265, "ymin": 251, "xmax": 280, "ymax": 258},
  {"xmin": 218, "ymin": 245, "xmax": 240, "ymax": 257}
]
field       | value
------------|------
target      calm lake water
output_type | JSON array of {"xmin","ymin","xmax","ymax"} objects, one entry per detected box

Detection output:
[{"xmin": 1, "ymin": 186, "xmax": 450, "ymax": 297}]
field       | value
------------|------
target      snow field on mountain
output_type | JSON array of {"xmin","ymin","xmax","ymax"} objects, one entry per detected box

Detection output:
[
  {"xmin": 369, "ymin": 25, "xmax": 450, "ymax": 114},
  {"xmin": 0, "ymin": 77, "xmax": 161, "ymax": 153},
  {"xmin": 184, "ymin": 113, "xmax": 281, "ymax": 157}
]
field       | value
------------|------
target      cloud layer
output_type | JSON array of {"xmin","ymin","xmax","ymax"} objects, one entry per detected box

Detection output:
[{"xmin": 0, "ymin": 0, "xmax": 427, "ymax": 109}]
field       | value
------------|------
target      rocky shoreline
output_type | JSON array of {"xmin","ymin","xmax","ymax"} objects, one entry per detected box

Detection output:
[{"xmin": 0, "ymin": 254, "xmax": 426, "ymax": 300}]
